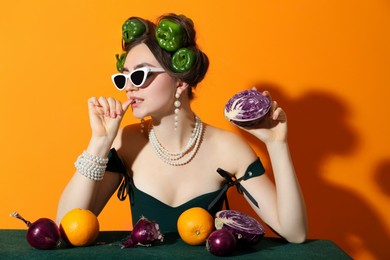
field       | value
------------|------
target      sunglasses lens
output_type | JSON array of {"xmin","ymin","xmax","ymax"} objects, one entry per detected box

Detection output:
[
  {"xmin": 113, "ymin": 75, "xmax": 126, "ymax": 89},
  {"xmin": 130, "ymin": 70, "xmax": 146, "ymax": 86}
]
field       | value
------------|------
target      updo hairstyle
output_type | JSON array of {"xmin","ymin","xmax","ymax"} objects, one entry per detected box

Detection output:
[{"xmin": 122, "ymin": 13, "xmax": 209, "ymax": 100}]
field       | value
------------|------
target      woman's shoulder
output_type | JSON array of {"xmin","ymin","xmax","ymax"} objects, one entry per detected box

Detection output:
[
  {"xmin": 205, "ymin": 124, "xmax": 246, "ymax": 144},
  {"xmin": 204, "ymin": 124, "xmax": 256, "ymax": 156},
  {"xmin": 203, "ymin": 124, "xmax": 258, "ymax": 175}
]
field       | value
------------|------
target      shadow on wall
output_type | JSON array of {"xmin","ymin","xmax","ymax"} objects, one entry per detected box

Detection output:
[
  {"xmin": 374, "ymin": 159, "xmax": 390, "ymax": 198},
  {"xmin": 227, "ymin": 83, "xmax": 390, "ymax": 259}
]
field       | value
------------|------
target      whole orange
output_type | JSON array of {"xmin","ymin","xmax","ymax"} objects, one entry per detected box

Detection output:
[
  {"xmin": 177, "ymin": 207, "xmax": 214, "ymax": 245},
  {"xmin": 59, "ymin": 208, "xmax": 100, "ymax": 247}
]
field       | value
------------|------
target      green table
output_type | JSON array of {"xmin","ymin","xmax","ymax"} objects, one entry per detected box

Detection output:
[{"xmin": 0, "ymin": 230, "xmax": 350, "ymax": 259}]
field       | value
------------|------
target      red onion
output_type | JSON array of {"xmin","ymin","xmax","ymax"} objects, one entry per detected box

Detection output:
[
  {"xmin": 10, "ymin": 211, "xmax": 61, "ymax": 250},
  {"xmin": 224, "ymin": 89, "xmax": 271, "ymax": 127},
  {"xmin": 121, "ymin": 216, "xmax": 164, "ymax": 248},
  {"xmin": 206, "ymin": 229, "xmax": 236, "ymax": 256},
  {"xmin": 215, "ymin": 210, "xmax": 265, "ymax": 247}
]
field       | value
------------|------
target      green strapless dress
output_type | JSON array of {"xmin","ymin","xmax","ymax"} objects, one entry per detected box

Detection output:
[{"xmin": 107, "ymin": 148, "xmax": 264, "ymax": 233}]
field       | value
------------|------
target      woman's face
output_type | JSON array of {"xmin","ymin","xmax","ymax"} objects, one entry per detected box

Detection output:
[{"xmin": 123, "ymin": 43, "xmax": 178, "ymax": 119}]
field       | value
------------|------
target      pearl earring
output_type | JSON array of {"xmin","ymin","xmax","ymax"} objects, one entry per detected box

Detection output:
[
  {"xmin": 174, "ymin": 92, "xmax": 181, "ymax": 131},
  {"xmin": 140, "ymin": 118, "xmax": 145, "ymax": 133}
]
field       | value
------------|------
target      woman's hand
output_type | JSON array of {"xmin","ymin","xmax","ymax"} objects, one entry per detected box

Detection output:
[
  {"xmin": 237, "ymin": 89, "xmax": 288, "ymax": 144},
  {"xmin": 88, "ymin": 96, "xmax": 132, "ymax": 144}
]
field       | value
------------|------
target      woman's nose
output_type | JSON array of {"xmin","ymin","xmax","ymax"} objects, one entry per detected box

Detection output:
[{"xmin": 124, "ymin": 79, "xmax": 138, "ymax": 91}]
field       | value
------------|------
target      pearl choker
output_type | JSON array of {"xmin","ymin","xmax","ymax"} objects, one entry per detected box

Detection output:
[{"xmin": 148, "ymin": 116, "xmax": 203, "ymax": 166}]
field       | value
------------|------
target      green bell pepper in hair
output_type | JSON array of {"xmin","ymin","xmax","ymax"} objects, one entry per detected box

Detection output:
[
  {"xmin": 122, "ymin": 18, "xmax": 146, "ymax": 44},
  {"xmin": 156, "ymin": 19, "xmax": 184, "ymax": 52},
  {"xmin": 172, "ymin": 48, "xmax": 195, "ymax": 72},
  {"xmin": 115, "ymin": 53, "xmax": 127, "ymax": 72}
]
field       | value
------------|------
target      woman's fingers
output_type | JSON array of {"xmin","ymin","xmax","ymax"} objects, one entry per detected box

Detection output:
[
  {"xmin": 107, "ymin": 97, "xmax": 118, "ymax": 118},
  {"xmin": 88, "ymin": 97, "xmax": 100, "ymax": 108},
  {"xmin": 122, "ymin": 99, "xmax": 132, "ymax": 113},
  {"xmin": 99, "ymin": 96, "xmax": 119, "ymax": 118},
  {"xmin": 89, "ymin": 96, "xmax": 129, "ymax": 118},
  {"xmin": 262, "ymin": 90, "xmax": 272, "ymax": 100},
  {"xmin": 270, "ymin": 100, "xmax": 277, "ymax": 119},
  {"xmin": 272, "ymin": 106, "xmax": 287, "ymax": 122},
  {"xmin": 96, "ymin": 96, "xmax": 109, "ymax": 117},
  {"xmin": 88, "ymin": 97, "xmax": 104, "ymax": 116}
]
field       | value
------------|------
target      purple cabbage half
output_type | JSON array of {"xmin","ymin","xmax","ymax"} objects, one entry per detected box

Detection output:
[
  {"xmin": 215, "ymin": 210, "xmax": 265, "ymax": 248},
  {"xmin": 224, "ymin": 90, "xmax": 271, "ymax": 127}
]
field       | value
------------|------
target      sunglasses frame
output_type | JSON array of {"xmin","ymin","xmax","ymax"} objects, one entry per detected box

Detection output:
[{"xmin": 111, "ymin": 67, "xmax": 165, "ymax": 90}]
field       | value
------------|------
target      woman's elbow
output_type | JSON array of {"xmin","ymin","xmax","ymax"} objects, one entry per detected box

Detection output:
[
  {"xmin": 287, "ymin": 234, "xmax": 307, "ymax": 244},
  {"xmin": 284, "ymin": 229, "xmax": 307, "ymax": 244}
]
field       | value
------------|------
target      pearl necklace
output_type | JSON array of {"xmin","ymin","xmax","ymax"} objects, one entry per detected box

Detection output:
[{"xmin": 149, "ymin": 116, "xmax": 203, "ymax": 166}]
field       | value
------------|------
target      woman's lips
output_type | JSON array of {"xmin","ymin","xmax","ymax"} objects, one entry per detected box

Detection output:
[{"xmin": 130, "ymin": 98, "xmax": 143, "ymax": 108}]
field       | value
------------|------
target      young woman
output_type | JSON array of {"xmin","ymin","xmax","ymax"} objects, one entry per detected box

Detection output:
[{"xmin": 56, "ymin": 13, "xmax": 307, "ymax": 243}]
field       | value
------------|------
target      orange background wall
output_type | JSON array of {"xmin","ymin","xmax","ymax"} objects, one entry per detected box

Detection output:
[{"xmin": 1, "ymin": 1, "xmax": 389, "ymax": 259}]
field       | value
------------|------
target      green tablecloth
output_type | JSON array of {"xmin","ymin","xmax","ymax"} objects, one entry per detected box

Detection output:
[{"xmin": 0, "ymin": 230, "xmax": 351, "ymax": 259}]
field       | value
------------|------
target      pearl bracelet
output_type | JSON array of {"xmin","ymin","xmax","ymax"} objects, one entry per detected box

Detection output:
[
  {"xmin": 81, "ymin": 150, "xmax": 109, "ymax": 164},
  {"xmin": 74, "ymin": 151, "xmax": 108, "ymax": 181}
]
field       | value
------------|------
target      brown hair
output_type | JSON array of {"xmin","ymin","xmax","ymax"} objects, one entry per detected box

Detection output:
[{"xmin": 122, "ymin": 14, "xmax": 209, "ymax": 100}]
